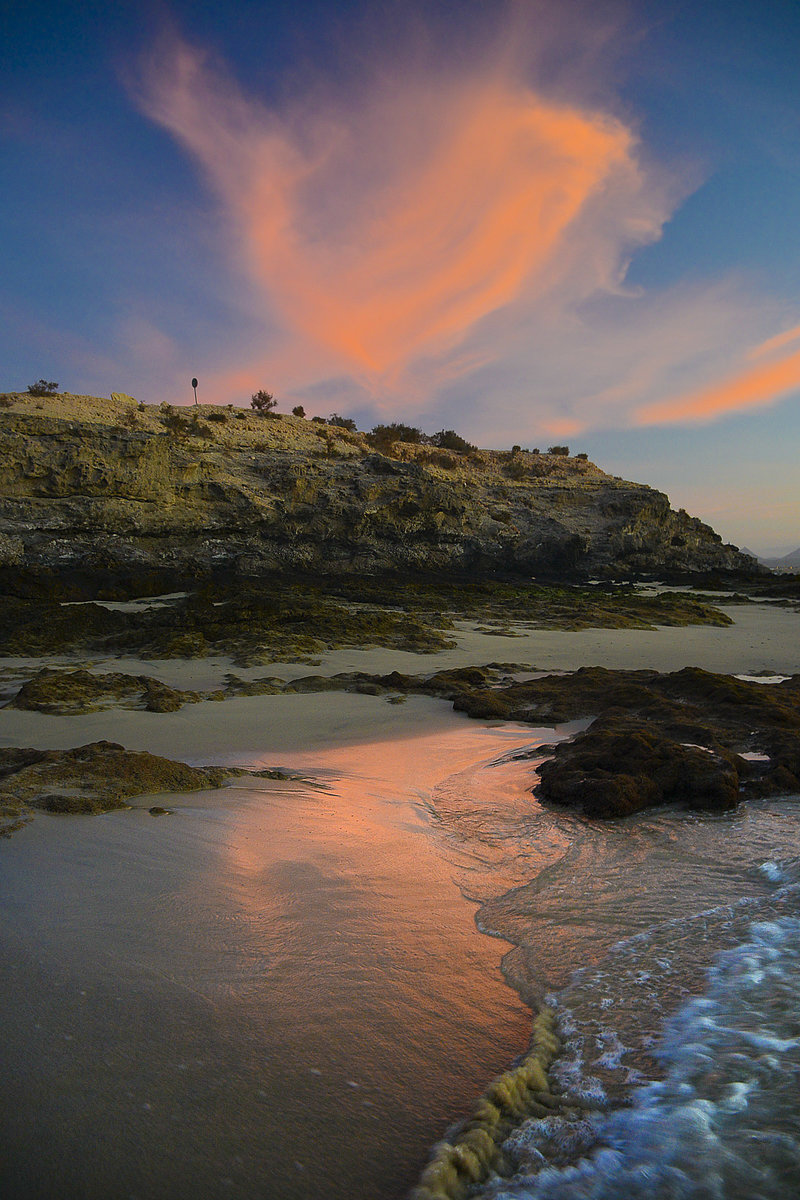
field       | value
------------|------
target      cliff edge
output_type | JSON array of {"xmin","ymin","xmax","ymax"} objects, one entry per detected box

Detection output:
[{"xmin": 0, "ymin": 393, "xmax": 757, "ymax": 583}]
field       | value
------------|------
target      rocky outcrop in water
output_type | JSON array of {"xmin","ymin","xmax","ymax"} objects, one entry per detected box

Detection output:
[{"xmin": 0, "ymin": 393, "xmax": 758, "ymax": 583}]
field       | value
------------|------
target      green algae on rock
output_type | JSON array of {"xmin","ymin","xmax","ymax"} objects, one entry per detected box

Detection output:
[
  {"xmin": 0, "ymin": 582, "xmax": 458, "ymax": 664},
  {"xmin": 8, "ymin": 667, "xmax": 208, "ymax": 714},
  {"xmin": 0, "ymin": 576, "xmax": 734, "ymax": 667},
  {"xmin": 0, "ymin": 740, "xmax": 232, "ymax": 820},
  {"xmin": 0, "ymin": 741, "xmax": 312, "ymax": 834}
]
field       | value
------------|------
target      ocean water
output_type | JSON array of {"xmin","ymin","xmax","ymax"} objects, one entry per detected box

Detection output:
[
  {"xmin": 2, "ymin": 696, "xmax": 799, "ymax": 1198},
  {"xmin": 431, "ymin": 766, "xmax": 800, "ymax": 1200}
]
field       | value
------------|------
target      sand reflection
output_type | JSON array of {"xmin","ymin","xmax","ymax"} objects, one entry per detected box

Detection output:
[{"xmin": 1, "ymin": 722, "xmax": 542, "ymax": 1200}]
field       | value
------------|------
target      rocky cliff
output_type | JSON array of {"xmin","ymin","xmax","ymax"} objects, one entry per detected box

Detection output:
[{"xmin": 0, "ymin": 393, "xmax": 757, "ymax": 583}]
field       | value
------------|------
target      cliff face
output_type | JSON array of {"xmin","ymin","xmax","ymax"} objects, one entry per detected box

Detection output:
[{"xmin": 0, "ymin": 394, "xmax": 756, "ymax": 582}]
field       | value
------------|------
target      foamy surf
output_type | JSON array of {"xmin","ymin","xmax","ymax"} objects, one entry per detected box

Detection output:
[{"xmin": 473, "ymin": 892, "xmax": 800, "ymax": 1199}]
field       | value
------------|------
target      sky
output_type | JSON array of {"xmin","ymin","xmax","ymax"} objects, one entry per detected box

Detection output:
[{"xmin": 2, "ymin": 0, "xmax": 800, "ymax": 554}]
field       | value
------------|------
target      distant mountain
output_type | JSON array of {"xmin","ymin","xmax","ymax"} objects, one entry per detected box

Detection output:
[
  {"xmin": 748, "ymin": 546, "xmax": 800, "ymax": 572},
  {"xmin": 769, "ymin": 547, "xmax": 800, "ymax": 572}
]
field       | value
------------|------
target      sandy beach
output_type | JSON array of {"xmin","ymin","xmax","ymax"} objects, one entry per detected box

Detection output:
[{"xmin": 1, "ymin": 598, "xmax": 799, "ymax": 1199}]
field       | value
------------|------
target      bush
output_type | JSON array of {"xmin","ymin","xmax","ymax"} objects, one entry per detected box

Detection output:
[
  {"xmin": 547, "ymin": 445, "xmax": 569, "ymax": 456},
  {"xmin": 576, "ymin": 452, "xmax": 588, "ymax": 461},
  {"xmin": 207, "ymin": 409, "xmax": 227, "ymax": 422},
  {"xmin": 367, "ymin": 422, "xmax": 423, "ymax": 451},
  {"xmin": 292, "ymin": 405, "xmax": 306, "ymax": 418},
  {"xmin": 251, "ymin": 389, "xmax": 277, "ymax": 415},
  {"xmin": 190, "ymin": 417, "xmax": 213, "ymax": 439},
  {"xmin": 429, "ymin": 429, "xmax": 475, "ymax": 454},
  {"xmin": 311, "ymin": 415, "xmax": 327, "ymax": 424},
  {"xmin": 531, "ymin": 447, "xmax": 540, "ymax": 455},
  {"xmin": 27, "ymin": 379, "xmax": 59, "ymax": 396},
  {"xmin": 328, "ymin": 413, "xmax": 357, "ymax": 431}
]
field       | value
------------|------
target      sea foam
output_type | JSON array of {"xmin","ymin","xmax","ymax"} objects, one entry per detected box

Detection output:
[{"xmin": 482, "ymin": 916, "xmax": 800, "ymax": 1199}]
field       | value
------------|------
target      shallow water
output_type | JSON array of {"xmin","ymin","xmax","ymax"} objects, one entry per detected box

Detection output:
[
  {"xmin": 5, "ymin": 722, "xmax": 798, "ymax": 1200},
  {"xmin": 456, "ymin": 794, "xmax": 800, "ymax": 1199},
  {"xmin": 0, "ymin": 721, "xmax": 569, "ymax": 1200}
]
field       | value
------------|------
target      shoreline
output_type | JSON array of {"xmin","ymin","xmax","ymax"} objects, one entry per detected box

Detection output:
[{"xmin": 2, "ymin": 601, "xmax": 800, "ymax": 1197}]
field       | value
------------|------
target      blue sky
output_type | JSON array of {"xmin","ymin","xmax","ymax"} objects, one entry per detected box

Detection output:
[{"xmin": 2, "ymin": 0, "xmax": 799, "ymax": 552}]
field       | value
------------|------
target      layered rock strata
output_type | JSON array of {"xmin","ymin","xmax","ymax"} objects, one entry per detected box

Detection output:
[{"xmin": 0, "ymin": 393, "xmax": 758, "ymax": 582}]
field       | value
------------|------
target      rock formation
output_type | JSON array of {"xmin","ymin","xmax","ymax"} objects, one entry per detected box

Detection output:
[{"xmin": 0, "ymin": 393, "xmax": 758, "ymax": 582}]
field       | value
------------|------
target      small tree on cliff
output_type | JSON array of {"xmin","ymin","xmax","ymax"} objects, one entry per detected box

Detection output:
[
  {"xmin": 27, "ymin": 379, "xmax": 59, "ymax": 396},
  {"xmin": 250, "ymin": 389, "xmax": 277, "ymax": 416}
]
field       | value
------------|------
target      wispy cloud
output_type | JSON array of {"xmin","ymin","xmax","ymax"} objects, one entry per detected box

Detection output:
[
  {"xmin": 132, "ymin": 15, "xmax": 800, "ymax": 435},
  {"xmin": 134, "ymin": 20, "xmax": 675, "ymax": 411},
  {"xmin": 636, "ymin": 323, "xmax": 800, "ymax": 426}
]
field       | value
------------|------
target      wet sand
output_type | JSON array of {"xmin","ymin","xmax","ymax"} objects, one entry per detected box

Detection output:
[{"xmin": 0, "ymin": 717, "xmax": 559, "ymax": 1200}]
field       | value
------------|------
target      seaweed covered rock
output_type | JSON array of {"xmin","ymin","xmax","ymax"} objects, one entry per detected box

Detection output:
[
  {"xmin": 0, "ymin": 741, "xmax": 232, "ymax": 818},
  {"xmin": 8, "ymin": 667, "xmax": 201, "ymax": 714},
  {"xmin": 536, "ymin": 716, "xmax": 741, "ymax": 816},
  {"xmin": 505, "ymin": 667, "xmax": 800, "ymax": 817}
]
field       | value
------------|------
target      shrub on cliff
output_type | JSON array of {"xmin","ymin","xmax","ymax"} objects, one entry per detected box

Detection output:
[
  {"xmin": 328, "ymin": 413, "xmax": 358, "ymax": 431},
  {"xmin": 419, "ymin": 448, "xmax": 458, "ymax": 470},
  {"xmin": 163, "ymin": 411, "xmax": 192, "ymax": 437},
  {"xmin": 429, "ymin": 429, "xmax": 475, "ymax": 454},
  {"xmin": 504, "ymin": 458, "xmax": 528, "ymax": 480},
  {"xmin": 367, "ymin": 422, "xmax": 423, "ymax": 451},
  {"xmin": 251, "ymin": 389, "xmax": 277, "ymax": 415},
  {"xmin": 27, "ymin": 379, "xmax": 59, "ymax": 396},
  {"xmin": 547, "ymin": 445, "xmax": 569, "ymax": 456}
]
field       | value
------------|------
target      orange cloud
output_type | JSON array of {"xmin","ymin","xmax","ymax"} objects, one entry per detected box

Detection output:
[
  {"xmin": 136, "ymin": 33, "xmax": 667, "ymax": 406},
  {"xmin": 747, "ymin": 321, "xmax": 800, "ymax": 360},
  {"xmin": 636, "ymin": 335, "xmax": 800, "ymax": 426}
]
